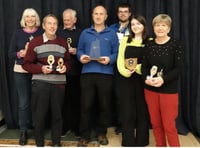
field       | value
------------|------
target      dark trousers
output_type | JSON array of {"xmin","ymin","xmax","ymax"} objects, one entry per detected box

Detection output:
[
  {"xmin": 111, "ymin": 65, "xmax": 122, "ymax": 127},
  {"xmin": 118, "ymin": 74, "xmax": 149, "ymax": 146},
  {"xmin": 62, "ymin": 75, "xmax": 81, "ymax": 134},
  {"xmin": 14, "ymin": 72, "xmax": 32, "ymax": 131},
  {"xmin": 31, "ymin": 81, "xmax": 64, "ymax": 146},
  {"xmin": 79, "ymin": 73, "xmax": 112, "ymax": 139}
]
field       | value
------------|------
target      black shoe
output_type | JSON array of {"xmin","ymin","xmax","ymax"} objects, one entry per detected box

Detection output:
[
  {"xmin": 98, "ymin": 135, "xmax": 108, "ymax": 145},
  {"xmin": 19, "ymin": 131, "xmax": 27, "ymax": 146},
  {"xmin": 61, "ymin": 131, "xmax": 66, "ymax": 137},
  {"xmin": 74, "ymin": 132, "xmax": 81, "ymax": 139},
  {"xmin": 77, "ymin": 138, "xmax": 89, "ymax": 147},
  {"xmin": 115, "ymin": 126, "xmax": 122, "ymax": 135},
  {"xmin": 36, "ymin": 144, "xmax": 44, "ymax": 147}
]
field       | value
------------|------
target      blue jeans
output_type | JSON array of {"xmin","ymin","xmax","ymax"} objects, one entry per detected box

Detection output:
[{"xmin": 14, "ymin": 72, "xmax": 32, "ymax": 131}]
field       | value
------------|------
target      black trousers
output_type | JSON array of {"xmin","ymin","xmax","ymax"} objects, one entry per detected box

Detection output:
[
  {"xmin": 118, "ymin": 74, "xmax": 149, "ymax": 146},
  {"xmin": 79, "ymin": 73, "xmax": 113, "ymax": 139},
  {"xmin": 111, "ymin": 65, "xmax": 122, "ymax": 127},
  {"xmin": 31, "ymin": 81, "xmax": 64, "ymax": 146}
]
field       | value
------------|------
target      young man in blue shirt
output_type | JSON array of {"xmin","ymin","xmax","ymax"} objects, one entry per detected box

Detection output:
[{"xmin": 109, "ymin": 2, "xmax": 132, "ymax": 135}]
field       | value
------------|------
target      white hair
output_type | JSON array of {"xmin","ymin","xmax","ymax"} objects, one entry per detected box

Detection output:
[
  {"xmin": 63, "ymin": 8, "xmax": 77, "ymax": 19},
  {"xmin": 20, "ymin": 8, "xmax": 40, "ymax": 27}
]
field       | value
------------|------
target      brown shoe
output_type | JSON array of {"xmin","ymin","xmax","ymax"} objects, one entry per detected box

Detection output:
[
  {"xmin": 77, "ymin": 138, "xmax": 88, "ymax": 147},
  {"xmin": 98, "ymin": 135, "xmax": 109, "ymax": 145}
]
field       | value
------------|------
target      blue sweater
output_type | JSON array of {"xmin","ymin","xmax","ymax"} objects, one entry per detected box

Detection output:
[
  {"xmin": 77, "ymin": 26, "xmax": 119, "ymax": 75},
  {"xmin": 9, "ymin": 28, "xmax": 43, "ymax": 65}
]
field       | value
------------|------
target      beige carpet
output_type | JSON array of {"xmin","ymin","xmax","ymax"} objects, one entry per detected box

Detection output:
[
  {"xmin": 0, "ymin": 139, "xmax": 99, "ymax": 147},
  {"xmin": 106, "ymin": 127, "xmax": 200, "ymax": 147},
  {"xmin": 0, "ymin": 127, "xmax": 99, "ymax": 147},
  {"xmin": 0, "ymin": 127, "xmax": 199, "ymax": 147}
]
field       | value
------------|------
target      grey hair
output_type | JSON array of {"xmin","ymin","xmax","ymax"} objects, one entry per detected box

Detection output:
[
  {"xmin": 152, "ymin": 14, "xmax": 172, "ymax": 28},
  {"xmin": 63, "ymin": 8, "xmax": 77, "ymax": 19}
]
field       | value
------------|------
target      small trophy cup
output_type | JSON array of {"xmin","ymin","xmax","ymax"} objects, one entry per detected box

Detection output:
[
  {"xmin": 157, "ymin": 69, "xmax": 163, "ymax": 77},
  {"xmin": 24, "ymin": 42, "xmax": 29, "ymax": 53},
  {"xmin": 47, "ymin": 55, "xmax": 55, "ymax": 70},
  {"xmin": 150, "ymin": 65, "xmax": 158, "ymax": 78},
  {"xmin": 67, "ymin": 38, "xmax": 72, "ymax": 49},
  {"xmin": 125, "ymin": 58, "xmax": 138, "ymax": 71},
  {"xmin": 29, "ymin": 35, "xmax": 34, "ymax": 41},
  {"xmin": 56, "ymin": 58, "xmax": 64, "ymax": 71}
]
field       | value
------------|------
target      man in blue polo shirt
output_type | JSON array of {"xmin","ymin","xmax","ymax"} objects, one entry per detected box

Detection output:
[{"xmin": 77, "ymin": 5, "xmax": 119, "ymax": 146}]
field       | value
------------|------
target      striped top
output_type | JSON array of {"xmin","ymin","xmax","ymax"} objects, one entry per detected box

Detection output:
[{"xmin": 22, "ymin": 33, "xmax": 70, "ymax": 84}]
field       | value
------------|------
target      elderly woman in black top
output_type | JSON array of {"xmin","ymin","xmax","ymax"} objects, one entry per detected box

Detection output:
[{"xmin": 142, "ymin": 14, "xmax": 184, "ymax": 146}]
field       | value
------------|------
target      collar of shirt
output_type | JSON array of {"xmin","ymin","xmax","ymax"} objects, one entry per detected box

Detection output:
[
  {"xmin": 63, "ymin": 26, "xmax": 76, "ymax": 30},
  {"xmin": 43, "ymin": 33, "xmax": 56, "ymax": 43},
  {"xmin": 91, "ymin": 25, "xmax": 109, "ymax": 32},
  {"xmin": 117, "ymin": 23, "xmax": 129, "ymax": 34}
]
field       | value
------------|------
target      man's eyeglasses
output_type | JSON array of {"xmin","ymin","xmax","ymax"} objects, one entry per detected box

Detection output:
[{"xmin": 118, "ymin": 11, "xmax": 129, "ymax": 14}]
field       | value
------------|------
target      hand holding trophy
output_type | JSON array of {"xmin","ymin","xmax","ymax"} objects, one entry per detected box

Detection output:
[
  {"xmin": 146, "ymin": 65, "xmax": 158, "ymax": 80},
  {"xmin": 67, "ymin": 38, "xmax": 72, "ymax": 48},
  {"xmin": 67, "ymin": 37, "xmax": 77, "ymax": 55},
  {"xmin": 150, "ymin": 65, "xmax": 158, "ymax": 78},
  {"xmin": 19, "ymin": 42, "xmax": 29, "ymax": 57}
]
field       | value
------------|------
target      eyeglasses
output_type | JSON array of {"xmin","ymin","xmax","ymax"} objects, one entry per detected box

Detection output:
[{"xmin": 118, "ymin": 11, "xmax": 129, "ymax": 14}]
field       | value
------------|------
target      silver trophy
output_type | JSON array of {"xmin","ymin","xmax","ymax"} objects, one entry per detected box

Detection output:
[{"xmin": 89, "ymin": 39, "xmax": 101, "ymax": 60}]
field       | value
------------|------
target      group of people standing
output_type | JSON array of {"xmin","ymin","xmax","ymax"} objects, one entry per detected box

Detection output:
[{"xmin": 8, "ymin": 2, "xmax": 184, "ymax": 147}]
